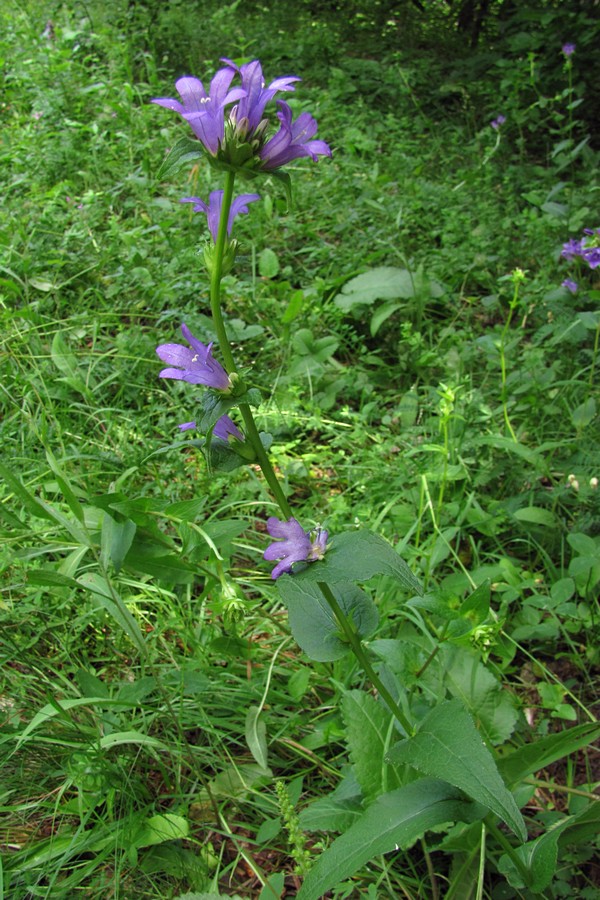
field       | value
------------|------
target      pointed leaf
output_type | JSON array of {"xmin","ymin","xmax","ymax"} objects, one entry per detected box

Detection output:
[
  {"xmin": 342, "ymin": 690, "xmax": 402, "ymax": 803},
  {"xmin": 387, "ymin": 700, "xmax": 526, "ymax": 841},
  {"xmin": 498, "ymin": 721, "xmax": 600, "ymax": 786},
  {"xmin": 245, "ymin": 706, "xmax": 269, "ymax": 770},
  {"xmin": 297, "ymin": 780, "xmax": 478, "ymax": 900},
  {"xmin": 288, "ymin": 530, "xmax": 422, "ymax": 594},
  {"xmin": 277, "ymin": 580, "xmax": 378, "ymax": 661},
  {"xmin": 156, "ymin": 136, "xmax": 204, "ymax": 181}
]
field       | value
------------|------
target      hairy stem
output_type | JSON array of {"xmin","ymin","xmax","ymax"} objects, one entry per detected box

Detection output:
[{"xmin": 318, "ymin": 580, "xmax": 415, "ymax": 735}]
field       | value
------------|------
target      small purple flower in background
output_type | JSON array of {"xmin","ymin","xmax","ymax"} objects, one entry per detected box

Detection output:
[
  {"xmin": 263, "ymin": 516, "xmax": 328, "ymax": 579},
  {"xmin": 180, "ymin": 191, "xmax": 260, "ymax": 242},
  {"xmin": 222, "ymin": 58, "xmax": 299, "ymax": 134},
  {"xmin": 583, "ymin": 246, "xmax": 600, "ymax": 269},
  {"xmin": 562, "ymin": 278, "xmax": 578, "ymax": 294},
  {"xmin": 491, "ymin": 114, "xmax": 506, "ymax": 130},
  {"xmin": 561, "ymin": 238, "xmax": 583, "ymax": 260},
  {"xmin": 156, "ymin": 323, "xmax": 231, "ymax": 390},
  {"xmin": 260, "ymin": 101, "xmax": 332, "ymax": 170},
  {"xmin": 152, "ymin": 70, "xmax": 246, "ymax": 155},
  {"xmin": 562, "ymin": 43, "xmax": 576, "ymax": 58},
  {"xmin": 178, "ymin": 414, "xmax": 244, "ymax": 440}
]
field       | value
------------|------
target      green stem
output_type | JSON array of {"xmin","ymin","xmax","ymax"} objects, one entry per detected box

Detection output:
[
  {"xmin": 209, "ymin": 171, "xmax": 293, "ymax": 520},
  {"xmin": 499, "ymin": 295, "xmax": 518, "ymax": 443},
  {"xmin": 318, "ymin": 581, "xmax": 415, "ymax": 735},
  {"xmin": 486, "ymin": 819, "xmax": 529, "ymax": 885}
]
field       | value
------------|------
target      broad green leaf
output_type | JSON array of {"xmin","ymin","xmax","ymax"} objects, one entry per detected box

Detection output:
[
  {"xmin": 498, "ymin": 722, "xmax": 600, "ymax": 786},
  {"xmin": 387, "ymin": 700, "xmax": 526, "ymax": 841},
  {"xmin": 440, "ymin": 648, "xmax": 518, "ymax": 746},
  {"xmin": 299, "ymin": 769, "xmax": 363, "ymax": 833},
  {"xmin": 203, "ymin": 763, "xmax": 271, "ymax": 801},
  {"xmin": 258, "ymin": 247, "xmax": 280, "ymax": 278},
  {"xmin": 164, "ymin": 498, "xmax": 207, "ymax": 521},
  {"xmin": 277, "ymin": 580, "xmax": 378, "ymax": 661},
  {"xmin": 245, "ymin": 706, "xmax": 269, "ymax": 770},
  {"xmin": 101, "ymin": 512, "xmax": 136, "ymax": 573},
  {"xmin": 78, "ymin": 572, "xmax": 147, "ymax": 655},
  {"xmin": 342, "ymin": 690, "xmax": 403, "ymax": 803},
  {"xmin": 334, "ymin": 266, "xmax": 415, "ymax": 311},
  {"xmin": 287, "ymin": 530, "xmax": 422, "ymax": 594},
  {"xmin": 258, "ymin": 874, "xmax": 286, "ymax": 900},
  {"xmin": 370, "ymin": 300, "xmax": 402, "ymax": 336},
  {"xmin": 513, "ymin": 506, "xmax": 556, "ymax": 528},
  {"xmin": 133, "ymin": 813, "xmax": 189, "ymax": 850},
  {"xmin": 571, "ymin": 396, "xmax": 596, "ymax": 430},
  {"xmin": 99, "ymin": 731, "xmax": 165, "ymax": 751},
  {"xmin": 498, "ymin": 814, "xmax": 584, "ymax": 892},
  {"xmin": 297, "ymin": 779, "xmax": 478, "ymax": 900}
]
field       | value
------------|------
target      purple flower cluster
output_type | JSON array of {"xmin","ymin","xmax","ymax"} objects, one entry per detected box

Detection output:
[
  {"xmin": 562, "ymin": 43, "xmax": 576, "ymax": 58},
  {"xmin": 153, "ymin": 58, "xmax": 331, "ymax": 173},
  {"xmin": 491, "ymin": 114, "xmax": 506, "ymax": 130},
  {"xmin": 561, "ymin": 228, "xmax": 600, "ymax": 269},
  {"xmin": 263, "ymin": 517, "xmax": 328, "ymax": 579}
]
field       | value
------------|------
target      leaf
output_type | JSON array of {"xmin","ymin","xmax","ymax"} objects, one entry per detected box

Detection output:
[
  {"xmin": 156, "ymin": 136, "xmax": 204, "ymax": 180},
  {"xmin": 342, "ymin": 691, "xmax": 403, "ymax": 804},
  {"xmin": 288, "ymin": 530, "xmax": 422, "ymax": 594},
  {"xmin": 440, "ymin": 648, "xmax": 518, "ymax": 746},
  {"xmin": 0, "ymin": 461, "xmax": 56, "ymax": 522},
  {"xmin": 387, "ymin": 700, "xmax": 526, "ymax": 841},
  {"xmin": 277, "ymin": 580, "xmax": 378, "ymax": 662},
  {"xmin": 101, "ymin": 512, "xmax": 137, "ymax": 573},
  {"xmin": 498, "ymin": 813, "xmax": 587, "ymax": 892},
  {"xmin": 133, "ymin": 813, "xmax": 189, "ymax": 850},
  {"xmin": 258, "ymin": 248, "xmax": 280, "ymax": 278},
  {"xmin": 297, "ymin": 779, "xmax": 478, "ymax": 900},
  {"xmin": 299, "ymin": 768, "xmax": 363, "ymax": 833},
  {"xmin": 245, "ymin": 706, "xmax": 268, "ymax": 770},
  {"xmin": 513, "ymin": 506, "xmax": 556, "ymax": 528},
  {"xmin": 77, "ymin": 573, "xmax": 147, "ymax": 655},
  {"xmin": 571, "ymin": 397, "xmax": 596, "ymax": 430},
  {"xmin": 334, "ymin": 267, "xmax": 415, "ymax": 311},
  {"xmin": 370, "ymin": 300, "xmax": 403, "ymax": 336},
  {"xmin": 498, "ymin": 722, "xmax": 600, "ymax": 786}
]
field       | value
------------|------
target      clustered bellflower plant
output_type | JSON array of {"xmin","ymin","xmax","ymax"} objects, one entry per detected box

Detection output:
[
  {"xmin": 151, "ymin": 58, "xmax": 540, "ymax": 894},
  {"xmin": 152, "ymin": 56, "xmax": 424, "ymax": 724}
]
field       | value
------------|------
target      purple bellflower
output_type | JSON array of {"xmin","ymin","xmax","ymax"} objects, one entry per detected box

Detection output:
[
  {"xmin": 153, "ymin": 60, "xmax": 330, "ymax": 174},
  {"xmin": 152, "ymin": 70, "xmax": 246, "ymax": 155},
  {"xmin": 260, "ymin": 101, "xmax": 332, "ymax": 170},
  {"xmin": 263, "ymin": 516, "xmax": 328, "ymax": 579},
  {"xmin": 562, "ymin": 278, "xmax": 578, "ymax": 294},
  {"xmin": 561, "ymin": 238, "xmax": 583, "ymax": 260},
  {"xmin": 491, "ymin": 114, "xmax": 506, "ymax": 130},
  {"xmin": 562, "ymin": 43, "xmax": 576, "ymax": 58},
  {"xmin": 583, "ymin": 246, "xmax": 600, "ymax": 269},
  {"xmin": 156, "ymin": 323, "xmax": 231, "ymax": 390},
  {"xmin": 178, "ymin": 414, "xmax": 244, "ymax": 441},
  {"xmin": 221, "ymin": 58, "xmax": 299, "ymax": 135},
  {"xmin": 213, "ymin": 415, "xmax": 244, "ymax": 442},
  {"xmin": 180, "ymin": 190, "xmax": 260, "ymax": 242}
]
